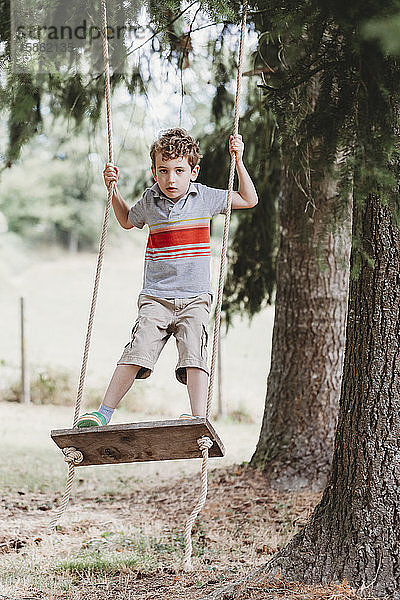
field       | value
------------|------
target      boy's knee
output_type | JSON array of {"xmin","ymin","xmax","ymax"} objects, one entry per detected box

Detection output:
[
  {"xmin": 116, "ymin": 363, "xmax": 150, "ymax": 379},
  {"xmin": 178, "ymin": 366, "xmax": 208, "ymax": 385}
]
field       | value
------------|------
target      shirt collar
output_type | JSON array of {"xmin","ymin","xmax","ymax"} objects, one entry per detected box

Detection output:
[{"xmin": 150, "ymin": 181, "xmax": 198, "ymax": 201}]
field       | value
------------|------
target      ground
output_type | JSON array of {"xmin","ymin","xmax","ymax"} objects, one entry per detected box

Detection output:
[
  {"xmin": 0, "ymin": 459, "xmax": 323, "ymax": 599},
  {"xmin": 0, "ymin": 404, "xmax": 366, "ymax": 600},
  {"xmin": 0, "ymin": 245, "xmax": 371, "ymax": 599}
]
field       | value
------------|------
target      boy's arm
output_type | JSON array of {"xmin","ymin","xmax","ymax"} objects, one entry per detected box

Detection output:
[
  {"xmin": 112, "ymin": 187, "xmax": 134, "ymax": 230},
  {"xmin": 103, "ymin": 163, "xmax": 134, "ymax": 229},
  {"xmin": 228, "ymin": 135, "xmax": 258, "ymax": 209}
]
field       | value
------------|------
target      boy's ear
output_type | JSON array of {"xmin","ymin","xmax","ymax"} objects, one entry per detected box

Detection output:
[
  {"xmin": 191, "ymin": 164, "xmax": 200, "ymax": 180},
  {"xmin": 151, "ymin": 165, "xmax": 156, "ymax": 180}
]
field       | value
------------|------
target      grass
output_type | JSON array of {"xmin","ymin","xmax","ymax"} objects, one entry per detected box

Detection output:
[
  {"xmin": 0, "ymin": 232, "xmax": 274, "ymax": 424},
  {"xmin": 55, "ymin": 528, "xmax": 191, "ymax": 574},
  {"xmin": 0, "ymin": 400, "xmax": 319, "ymax": 600},
  {"xmin": 0, "ymin": 243, "xmax": 366, "ymax": 600},
  {"xmin": 58, "ymin": 553, "xmax": 141, "ymax": 574},
  {"xmin": 0, "ymin": 402, "xmax": 369, "ymax": 600}
]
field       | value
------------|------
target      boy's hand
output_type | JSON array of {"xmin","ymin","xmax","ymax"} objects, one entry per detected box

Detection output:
[
  {"xmin": 103, "ymin": 163, "xmax": 120, "ymax": 188},
  {"xmin": 229, "ymin": 134, "xmax": 244, "ymax": 164}
]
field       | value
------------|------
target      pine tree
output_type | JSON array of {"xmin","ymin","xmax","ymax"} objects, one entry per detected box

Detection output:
[
  {"xmin": 206, "ymin": 1, "xmax": 400, "ymax": 596},
  {"xmin": 197, "ymin": 4, "xmax": 352, "ymax": 489}
]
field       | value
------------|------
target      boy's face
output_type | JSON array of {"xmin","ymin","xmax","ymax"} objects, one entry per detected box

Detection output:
[{"xmin": 151, "ymin": 153, "xmax": 199, "ymax": 201}]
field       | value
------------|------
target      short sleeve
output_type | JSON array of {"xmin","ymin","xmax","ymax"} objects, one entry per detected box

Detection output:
[
  {"xmin": 200, "ymin": 184, "xmax": 227, "ymax": 216},
  {"xmin": 128, "ymin": 195, "xmax": 146, "ymax": 229}
]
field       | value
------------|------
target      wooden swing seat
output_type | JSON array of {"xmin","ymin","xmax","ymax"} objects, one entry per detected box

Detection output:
[{"xmin": 51, "ymin": 418, "xmax": 225, "ymax": 466}]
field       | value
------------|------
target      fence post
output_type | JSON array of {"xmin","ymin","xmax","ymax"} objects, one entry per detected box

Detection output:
[
  {"xmin": 20, "ymin": 296, "xmax": 30, "ymax": 404},
  {"xmin": 217, "ymin": 318, "xmax": 225, "ymax": 418}
]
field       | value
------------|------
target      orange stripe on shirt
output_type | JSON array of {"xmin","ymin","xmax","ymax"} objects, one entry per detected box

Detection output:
[
  {"xmin": 150, "ymin": 222, "xmax": 209, "ymax": 234},
  {"xmin": 145, "ymin": 251, "xmax": 211, "ymax": 261}
]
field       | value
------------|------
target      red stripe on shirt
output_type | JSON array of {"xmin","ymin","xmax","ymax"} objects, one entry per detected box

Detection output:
[{"xmin": 147, "ymin": 226, "xmax": 210, "ymax": 250}]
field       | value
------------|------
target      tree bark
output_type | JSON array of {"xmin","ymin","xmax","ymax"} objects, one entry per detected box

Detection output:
[
  {"xmin": 253, "ymin": 193, "xmax": 400, "ymax": 597},
  {"xmin": 251, "ymin": 171, "xmax": 351, "ymax": 490}
]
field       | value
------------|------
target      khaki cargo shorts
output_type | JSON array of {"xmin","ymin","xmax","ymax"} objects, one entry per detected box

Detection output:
[{"xmin": 117, "ymin": 293, "xmax": 211, "ymax": 384}]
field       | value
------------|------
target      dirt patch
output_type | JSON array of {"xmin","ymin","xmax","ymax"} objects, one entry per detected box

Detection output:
[{"xmin": 0, "ymin": 465, "xmax": 365, "ymax": 600}]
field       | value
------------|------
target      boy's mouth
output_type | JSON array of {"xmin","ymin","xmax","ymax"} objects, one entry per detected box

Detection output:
[{"xmin": 166, "ymin": 187, "xmax": 177, "ymax": 191}]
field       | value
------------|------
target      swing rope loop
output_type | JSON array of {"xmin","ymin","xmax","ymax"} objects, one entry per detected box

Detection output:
[{"xmin": 63, "ymin": 447, "xmax": 84, "ymax": 465}]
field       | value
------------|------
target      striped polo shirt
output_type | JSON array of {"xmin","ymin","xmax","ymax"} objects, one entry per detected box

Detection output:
[{"xmin": 128, "ymin": 182, "xmax": 227, "ymax": 298}]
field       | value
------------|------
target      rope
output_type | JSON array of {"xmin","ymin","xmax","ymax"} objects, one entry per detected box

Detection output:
[
  {"xmin": 48, "ymin": 448, "xmax": 83, "ymax": 530},
  {"xmin": 206, "ymin": 0, "xmax": 247, "ymax": 420},
  {"xmin": 184, "ymin": 0, "xmax": 248, "ymax": 570},
  {"xmin": 72, "ymin": 0, "xmax": 114, "ymax": 429},
  {"xmin": 183, "ymin": 436, "xmax": 213, "ymax": 571},
  {"xmin": 50, "ymin": 0, "xmax": 114, "ymax": 530}
]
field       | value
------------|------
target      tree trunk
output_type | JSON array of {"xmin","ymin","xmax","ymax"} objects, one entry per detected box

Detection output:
[
  {"xmin": 250, "ymin": 171, "xmax": 351, "ymax": 490},
  {"xmin": 256, "ymin": 193, "xmax": 400, "ymax": 597}
]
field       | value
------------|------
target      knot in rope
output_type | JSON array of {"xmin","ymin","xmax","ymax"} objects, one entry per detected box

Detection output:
[
  {"xmin": 197, "ymin": 436, "xmax": 213, "ymax": 452},
  {"xmin": 183, "ymin": 436, "xmax": 214, "ymax": 571},
  {"xmin": 63, "ymin": 447, "xmax": 84, "ymax": 465}
]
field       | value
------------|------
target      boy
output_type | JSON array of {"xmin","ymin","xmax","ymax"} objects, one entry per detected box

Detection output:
[{"xmin": 77, "ymin": 128, "xmax": 257, "ymax": 427}]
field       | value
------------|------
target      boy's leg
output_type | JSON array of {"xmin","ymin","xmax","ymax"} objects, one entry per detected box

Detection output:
[
  {"xmin": 103, "ymin": 364, "xmax": 142, "ymax": 409},
  {"xmin": 77, "ymin": 364, "xmax": 142, "ymax": 428},
  {"xmin": 174, "ymin": 294, "xmax": 211, "ymax": 418},
  {"xmin": 186, "ymin": 367, "xmax": 208, "ymax": 417}
]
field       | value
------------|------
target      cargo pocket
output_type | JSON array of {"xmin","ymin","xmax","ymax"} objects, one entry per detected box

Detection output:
[
  {"xmin": 201, "ymin": 324, "xmax": 208, "ymax": 359},
  {"xmin": 128, "ymin": 320, "xmax": 140, "ymax": 349}
]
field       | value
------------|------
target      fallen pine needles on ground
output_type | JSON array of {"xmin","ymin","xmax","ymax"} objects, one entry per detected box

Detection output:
[{"xmin": 0, "ymin": 465, "xmax": 376, "ymax": 600}]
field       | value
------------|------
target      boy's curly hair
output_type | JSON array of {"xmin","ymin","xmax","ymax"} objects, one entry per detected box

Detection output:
[{"xmin": 150, "ymin": 128, "xmax": 202, "ymax": 169}]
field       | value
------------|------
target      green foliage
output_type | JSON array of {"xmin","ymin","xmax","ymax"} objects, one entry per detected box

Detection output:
[
  {"xmin": 199, "ymin": 33, "xmax": 279, "ymax": 320},
  {"xmin": 48, "ymin": 73, "xmax": 104, "ymax": 125},
  {"xmin": 6, "ymin": 74, "xmax": 43, "ymax": 163},
  {"xmin": 0, "ymin": 0, "xmax": 11, "ymax": 65},
  {"xmin": 0, "ymin": 82, "xmax": 151, "ymax": 248},
  {"xmin": 201, "ymin": 102, "xmax": 279, "ymax": 322},
  {"xmin": 4, "ymin": 366, "xmax": 74, "ymax": 404},
  {"xmin": 222, "ymin": 185, "xmax": 277, "ymax": 321},
  {"xmin": 0, "ymin": 131, "xmax": 103, "ymax": 249},
  {"xmin": 363, "ymin": 11, "xmax": 400, "ymax": 55},
  {"xmin": 201, "ymin": 0, "xmax": 400, "ymax": 312},
  {"xmin": 201, "ymin": 0, "xmax": 239, "ymax": 23},
  {"xmin": 209, "ymin": 34, "xmax": 236, "ymax": 122},
  {"xmin": 148, "ymin": 0, "xmax": 238, "ymax": 30},
  {"xmin": 251, "ymin": 0, "xmax": 400, "ymax": 220},
  {"xmin": 0, "ymin": 0, "xmax": 148, "ymax": 162},
  {"xmin": 1, "ymin": 69, "xmax": 148, "ymax": 164},
  {"xmin": 0, "ymin": 0, "xmax": 240, "ymax": 162}
]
